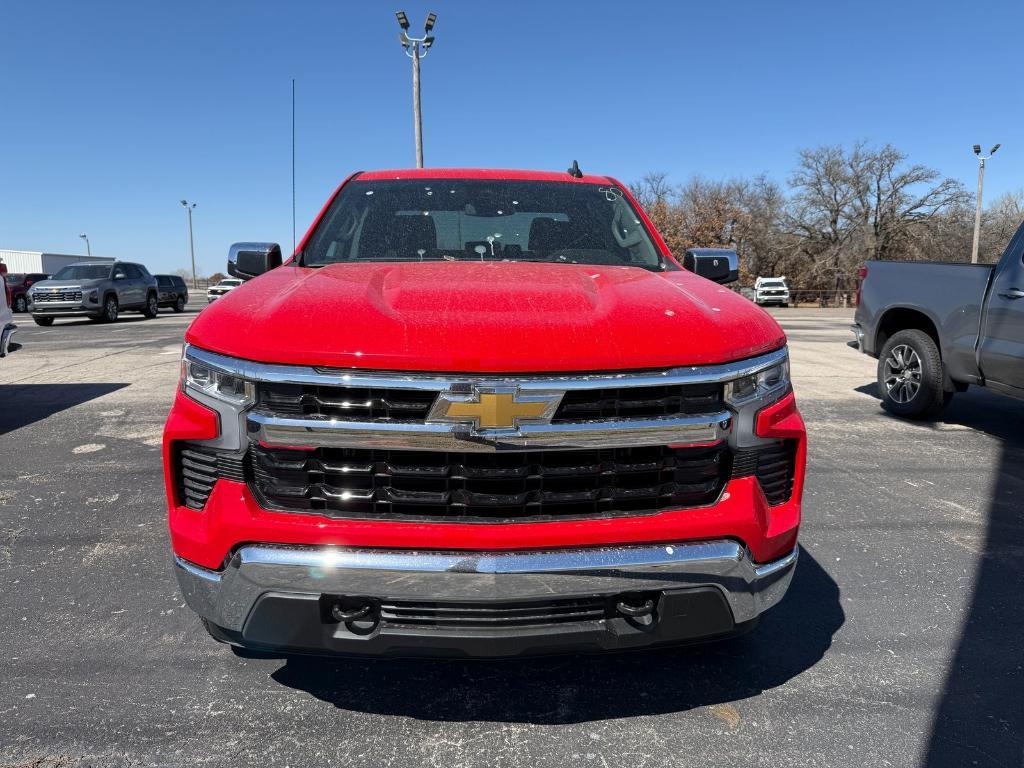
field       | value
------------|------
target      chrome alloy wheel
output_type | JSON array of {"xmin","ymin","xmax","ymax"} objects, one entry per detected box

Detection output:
[{"xmin": 882, "ymin": 344, "xmax": 922, "ymax": 404}]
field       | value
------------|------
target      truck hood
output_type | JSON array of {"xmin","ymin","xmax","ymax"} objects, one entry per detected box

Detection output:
[{"xmin": 185, "ymin": 262, "xmax": 785, "ymax": 372}]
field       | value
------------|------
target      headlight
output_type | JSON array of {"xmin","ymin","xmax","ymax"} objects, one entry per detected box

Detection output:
[
  {"xmin": 182, "ymin": 355, "xmax": 254, "ymax": 407},
  {"xmin": 88, "ymin": 290, "xmax": 98, "ymax": 302},
  {"xmin": 179, "ymin": 345, "xmax": 254, "ymax": 451},
  {"xmin": 725, "ymin": 354, "xmax": 790, "ymax": 406}
]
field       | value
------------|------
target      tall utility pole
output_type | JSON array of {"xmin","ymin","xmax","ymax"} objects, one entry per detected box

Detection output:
[
  {"xmin": 180, "ymin": 200, "xmax": 198, "ymax": 288},
  {"xmin": 79, "ymin": 233, "xmax": 91, "ymax": 256},
  {"xmin": 396, "ymin": 11, "xmax": 437, "ymax": 168},
  {"xmin": 971, "ymin": 143, "xmax": 1001, "ymax": 264}
]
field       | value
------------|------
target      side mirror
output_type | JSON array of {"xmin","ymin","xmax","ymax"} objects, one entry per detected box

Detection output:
[
  {"xmin": 228, "ymin": 242, "xmax": 283, "ymax": 280},
  {"xmin": 683, "ymin": 248, "xmax": 739, "ymax": 285},
  {"xmin": 113, "ymin": 273, "xmax": 126, "ymax": 280}
]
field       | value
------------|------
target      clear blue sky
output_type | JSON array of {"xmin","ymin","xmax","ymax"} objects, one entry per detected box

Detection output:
[{"xmin": 1, "ymin": 0, "xmax": 1020, "ymax": 275}]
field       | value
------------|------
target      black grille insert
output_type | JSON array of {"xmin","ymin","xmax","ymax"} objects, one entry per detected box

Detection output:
[
  {"xmin": 378, "ymin": 597, "xmax": 608, "ymax": 629},
  {"xmin": 732, "ymin": 439, "xmax": 797, "ymax": 506},
  {"xmin": 257, "ymin": 381, "xmax": 724, "ymax": 424},
  {"xmin": 250, "ymin": 443, "xmax": 730, "ymax": 522},
  {"xmin": 258, "ymin": 383, "xmax": 437, "ymax": 421},
  {"xmin": 552, "ymin": 383, "xmax": 722, "ymax": 422}
]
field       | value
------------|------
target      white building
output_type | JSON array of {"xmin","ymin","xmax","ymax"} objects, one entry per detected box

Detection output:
[{"xmin": 0, "ymin": 249, "xmax": 114, "ymax": 275}]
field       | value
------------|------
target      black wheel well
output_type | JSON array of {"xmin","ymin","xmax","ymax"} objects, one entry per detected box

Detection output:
[
  {"xmin": 103, "ymin": 290, "xmax": 118, "ymax": 304},
  {"xmin": 876, "ymin": 308, "xmax": 941, "ymax": 356}
]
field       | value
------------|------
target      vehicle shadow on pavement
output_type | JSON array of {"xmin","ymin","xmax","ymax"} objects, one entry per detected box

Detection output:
[
  {"xmin": 918, "ymin": 395, "xmax": 1024, "ymax": 767},
  {"xmin": 855, "ymin": 381, "xmax": 1024, "ymax": 765},
  {"xmin": 0, "ymin": 383, "xmax": 128, "ymax": 434},
  {"xmin": 268, "ymin": 546, "xmax": 843, "ymax": 723}
]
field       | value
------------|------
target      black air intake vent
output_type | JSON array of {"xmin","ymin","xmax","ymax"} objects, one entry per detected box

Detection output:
[
  {"xmin": 732, "ymin": 440, "xmax": 797, "ymax": 506},
  {"xmin": 175, "ymin": 445, "xmax": 247, "ymax": 510}
]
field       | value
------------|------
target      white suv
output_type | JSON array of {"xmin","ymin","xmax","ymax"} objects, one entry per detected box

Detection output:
[{"xmin": 754, "ymin": 277, "xmax": 790, "ymax": 307}]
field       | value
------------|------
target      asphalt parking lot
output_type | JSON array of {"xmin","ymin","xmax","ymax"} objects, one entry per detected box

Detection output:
[{"xmin": 0, "ymin": 304, "xmax": 1020, "ymax": 768}]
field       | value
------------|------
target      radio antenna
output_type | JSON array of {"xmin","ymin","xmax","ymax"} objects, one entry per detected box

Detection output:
[{"xmin": 292, "ymin": 78, "xmax": 297, "ymax": 253}]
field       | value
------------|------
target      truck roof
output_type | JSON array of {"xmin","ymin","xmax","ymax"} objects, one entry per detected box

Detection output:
[{"xmin": 355, "ymin": 168, "xmax": 615, "ymax": 184}]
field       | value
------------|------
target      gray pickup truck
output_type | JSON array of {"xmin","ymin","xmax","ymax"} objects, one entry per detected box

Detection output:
[
  {"xmin": 851, "ymin": 220, "xmax": 1024, "ymax": 417},
  {"xmin": 28, "ymin": 261, "xmax": 159, "ymax": 326}
]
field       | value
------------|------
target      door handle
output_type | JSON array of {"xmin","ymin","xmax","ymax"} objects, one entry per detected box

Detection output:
[{"xmin": 998, "ymin": 288, "xmax": 1024, "ymax": 300}]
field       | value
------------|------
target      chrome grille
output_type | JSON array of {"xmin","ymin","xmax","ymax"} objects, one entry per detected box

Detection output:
[
  {"xmin": 250, "ymin": 443, "xmax": 730, "ymax": 521},
  {"xmin": 33, "ymin": 290, "xmax": 82, "ymax": 303}
]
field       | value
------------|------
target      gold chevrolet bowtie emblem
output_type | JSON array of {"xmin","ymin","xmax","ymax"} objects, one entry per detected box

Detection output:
[{"xmin": 429, "ymin": 390, "xmax": 563, "ymax": 430}]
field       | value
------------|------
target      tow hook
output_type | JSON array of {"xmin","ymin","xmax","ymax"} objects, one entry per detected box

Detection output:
[
  {"xmin": 331, "ymin": 602, "xmax": 374, "ymax": 622},
  {"xmin": 615, "ymin": 595, "xmax": 657, "ymax": 626},
  {"xmin": 324, "ymin": 597, "xmax": 380, "ymax": 634}
]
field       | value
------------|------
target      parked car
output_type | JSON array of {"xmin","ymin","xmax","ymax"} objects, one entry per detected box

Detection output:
[
  {"xmin": 28, "ymin": 261, "xmax": 159, "ymax": 326},
  {"xmin": 206, "ymin": 278, "xmax": 242, "ymax": 302},
  {"xmin": 4, "ymin": 273, "xmax": 50, "ymax": 313},
  {"xmin": 165, "ymin": 167, "xmax": 805, "ymax": 658},
  {"xmin": 754, "ymin": 276, "xmax": 790, "ymax": 306},
  {"xmin": 155, "ymin": 274, "xmax": 189, "ymax": 312},
  {"xmin": 0, "ymin": 275, "xmax": 16, "ymax": 356},
  {"xmin": 851, "ymin": 219, "xmax": 1024, "ymax": 417}
]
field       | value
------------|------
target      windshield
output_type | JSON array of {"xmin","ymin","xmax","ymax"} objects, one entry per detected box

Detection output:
[
  {"xmin": 760, "ymin": 280, "xmax": 786, "ymax": 287},
  {"xmin": 52, "ymin": 264, "xmax": 111, "ymax": 280},
  {"xmin": 218, "ymin": 280, "xmax": 242, "ymax": 287},
  {"xmin": 302, "ymin": 179, "xmax": 667, "ymax": 271},
  {"xmin": 6, "ymin": 273, "xmax": 25, "ymax": 284}
]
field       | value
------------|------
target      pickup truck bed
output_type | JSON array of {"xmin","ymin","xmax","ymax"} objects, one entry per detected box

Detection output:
[{"xmin": 852, "ymin": 222, "xmax": 1024, "ymax": 416}]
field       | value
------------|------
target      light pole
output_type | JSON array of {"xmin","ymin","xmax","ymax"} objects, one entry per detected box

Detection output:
[
  {"xmin": 396, "ymin": 11, "xmax": 437, "ymax": 168},
  {"xmin": 79, "ymin": 233, "xmax": 91, "ymax": 257},
  {"xmin": 180, "ymin": 200, "xmax": 198, "ymax": 289},
  {"xmin": 970, "ymin": 143, "xmax": 1000, "ymax": 264}
]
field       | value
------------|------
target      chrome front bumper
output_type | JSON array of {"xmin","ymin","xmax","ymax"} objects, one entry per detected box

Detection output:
[{"xmin": 175, "ymin": 540, "xmax": 798, "ymax": 656}]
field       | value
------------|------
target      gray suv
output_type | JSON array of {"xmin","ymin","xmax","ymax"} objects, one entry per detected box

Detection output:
[{"xmin": 28, "ymin": 261, "xmax": 159, "ymax": 326}]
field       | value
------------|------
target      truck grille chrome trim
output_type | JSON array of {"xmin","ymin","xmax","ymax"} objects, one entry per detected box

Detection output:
[
  {"xmin": 185, "ymin": 345, "xmax": 788, "ymax": 391},
  {"xmin": 246, "ymin": 411, "xmax": 732, "ymax": 452}
]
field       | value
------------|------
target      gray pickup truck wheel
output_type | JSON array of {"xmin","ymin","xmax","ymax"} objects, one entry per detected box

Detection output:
[
  {"xmin": 877, "ymin": 329, "xmax": 950, "ymax": 418},
  {"xmin": 142, "ymin": 292, "xmax": 159, "ymax": 318}
]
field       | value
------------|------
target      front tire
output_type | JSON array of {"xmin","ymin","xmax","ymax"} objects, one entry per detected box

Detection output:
[
  {"xmin": 14, "ymin": 295, "xmax": 27, "ymax": 313},
  {"xmin": 174, "ymin": 296, "xmax": 186, "ymax": 313},
  {"xmin": 102, "ymin": 296, "xmax": 119, "ymax": 323},
  {"xmin": 142, "ymin": 292, "xmax": 159, "ymax": 318},
  {"xmin": 33, "ymin": 315, "xmax": 54, "ymax": 327},
  {"xmin": 878, "ymin": 329, "xmax": 949, "ymax": 419}
]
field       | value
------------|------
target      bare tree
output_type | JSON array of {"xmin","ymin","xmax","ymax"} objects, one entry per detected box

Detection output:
[{"xmin": 630, "ymin": 143, "xmax": 1004, "ymax": 295}]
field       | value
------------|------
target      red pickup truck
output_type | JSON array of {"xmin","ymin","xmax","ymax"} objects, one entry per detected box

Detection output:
[{"xmin": 164, "ymin": 168, "xmax": 805, "ymax": 657}]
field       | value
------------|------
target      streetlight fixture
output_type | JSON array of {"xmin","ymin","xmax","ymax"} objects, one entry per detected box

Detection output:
[
  {"xmin": 180, "ymin": 200, "xmax": 198, "ymax": 289},
  {"xmin": 79, "ymin": 233, "xmax": 91, "ymax": 257},
  {"xmin": 395, "ymin": 10, "xmax": 437, "ymax": 168},
  {"xmin": 970, "ymin": 143, "xmax": 1001, "ymax": 264}
]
